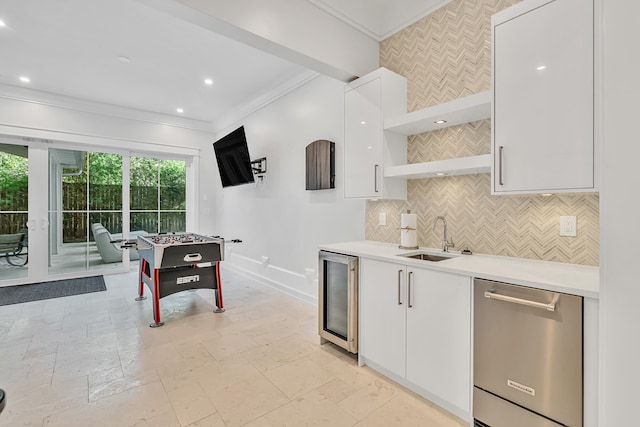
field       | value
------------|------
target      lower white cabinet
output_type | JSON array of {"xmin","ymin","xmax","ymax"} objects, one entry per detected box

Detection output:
[
  {"xmin": 359, "ymin": 258, "xmax": 407, "ymax": 378},
  {"xmin": 405, "ymin": 266, "xmax": 471, "ymax": 413},
  {"xmin": 359, "ymin": 258, "xmax": 472, "ymax": 415}
]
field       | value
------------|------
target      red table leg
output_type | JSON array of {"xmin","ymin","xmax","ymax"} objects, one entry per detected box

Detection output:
[
  {"xmin": 214, "ymin": 261, "xmax": 225, "ymax": 313},
  {"xmin": 150, "ymin": 268, "xmax": 164, "ymax": 327}
]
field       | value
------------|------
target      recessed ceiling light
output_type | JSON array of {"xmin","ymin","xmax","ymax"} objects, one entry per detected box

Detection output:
[
  {"xmin": 204, "ymin": 78, "xmax": 213, "ymax": 86},
  {"xmin": 0, "ymin": 19, "xmax": 6, "ymax": 27},
  {"xmin": 537, "ymin": 65, "xmax": 547, "ymax": 71},
  {"xmin": 434, "ymin": 119, "xmax": 447, "ymax": 124},
  {"xmin": 19, "ymin": 76, "xmax": 30, "ymax": 83},
  {"xmin": 118, "ymin": 56, "xmax": 131, "ymax": 63},
  {"xmin": 176, "ymin": 108, "xmax": 184, "ymax": 114},
  {"xmin": 360, "ymin": 121, "xmax": 367, "ymax": 125}
]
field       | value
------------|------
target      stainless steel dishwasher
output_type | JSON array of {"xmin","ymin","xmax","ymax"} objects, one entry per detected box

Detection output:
[{"xmin": 473, "ymin": 278, "xmax": 583, "ymax": 427}]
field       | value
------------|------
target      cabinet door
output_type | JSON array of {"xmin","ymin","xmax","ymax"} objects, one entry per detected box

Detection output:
[
  {"xmin": 359, "ymin": 258, "xmax": 406, "ymax": 377},
  {"xmin": 344, "ymin": 78, "xmax": 383, "ymax": 198},
  {"xmin": 406, "ymin": 267, "xmax": 471, "ymax": 412},
  {"xmin": 493, "ymin": 0, "xmax": 593, "ymax": 193}
]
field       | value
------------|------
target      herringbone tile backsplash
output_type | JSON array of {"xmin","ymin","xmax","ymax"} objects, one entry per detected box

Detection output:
[{"xmin": 366, "ymin": 0, "xmax": 599, "ymax": 266}]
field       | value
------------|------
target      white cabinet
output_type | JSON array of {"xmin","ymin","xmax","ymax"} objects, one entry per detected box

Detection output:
[
  {"xmin": 359, "ymin": 257, "xmax": 472, "ymax": 416},
  {"xmin": 492, "ymin": 0, "xmax": 595, "ymax": 194},
  {"xmin": 344, "ymin": 68, "xmax": 407, "ymax": 199},
  {"xmin": 359, "ymin": 258, "xmax": 406, "ymax": 378},
  {"xmin": 405, "ymin": 267, "xmax": 471, "ymax": 413}
]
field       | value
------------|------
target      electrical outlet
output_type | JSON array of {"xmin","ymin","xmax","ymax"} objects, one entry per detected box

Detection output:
[
  {"xmin": 379, "ymin": 212, "xmax": 387, "ymax": 226},
  {"xmin": 560, "ymin": 216, "xmax": 577, "ymax": 237}
]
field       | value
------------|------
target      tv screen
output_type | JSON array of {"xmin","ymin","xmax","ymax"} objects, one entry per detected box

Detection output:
[{"xmin": 213, "ymin": 126, "xmax": 255, "ymax": 187}]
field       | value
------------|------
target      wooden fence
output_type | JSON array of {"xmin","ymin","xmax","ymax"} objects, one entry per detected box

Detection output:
[{"xmin": 1, "ymin": 182, "xmax": 185, "ymax": 242}]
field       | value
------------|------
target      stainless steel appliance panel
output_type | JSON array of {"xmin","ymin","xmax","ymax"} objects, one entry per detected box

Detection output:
[
  {"xmin": 318, "ymin": 251, "xmax": 358, "ymax": 353},
  {"xmin": 474, "ymin": 388, "xmax": 564, "ymax": 427},
  {"xmin": 474, "ymin": 279, "xmax": 582, "ymax": 427}
]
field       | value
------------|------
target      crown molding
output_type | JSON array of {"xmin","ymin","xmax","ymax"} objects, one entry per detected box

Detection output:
[
  {"xmin": 0, "ymin": 83, "xmax": 216, "ymax": 133},
  {"xmin": 212, "ymin": 69, "xmax": 321, "ymax": 134},
  {"xmin": 307, "ymin": 0, "xmax": 452, "ymax": 41},
  {"xmin": 378, "ymin": 0, "xmax": 453, "ymax": 40}
]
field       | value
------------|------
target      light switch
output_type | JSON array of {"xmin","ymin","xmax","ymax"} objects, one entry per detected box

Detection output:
[
  {"xmin": 560, "ymin": 216, "xmax": 577, "ymax": 237},
  {"xmin": 379, "ymin": 212, "xmax": 387, "ymax": 226}
]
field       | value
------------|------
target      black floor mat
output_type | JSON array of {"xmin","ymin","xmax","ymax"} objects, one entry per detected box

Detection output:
[{"xmin": 0, "ymin": 276, "xmax": 106, "ymax": 306}]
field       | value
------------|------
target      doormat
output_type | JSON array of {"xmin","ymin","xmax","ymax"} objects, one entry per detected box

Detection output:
[{"xmin": 0, "ymin": 276, "xmax": 106, "ymax": 306}]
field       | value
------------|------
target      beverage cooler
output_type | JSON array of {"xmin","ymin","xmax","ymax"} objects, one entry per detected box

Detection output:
[{"xmin": 318, "ymin": 251, "xmax": 358, "ymax": 354}]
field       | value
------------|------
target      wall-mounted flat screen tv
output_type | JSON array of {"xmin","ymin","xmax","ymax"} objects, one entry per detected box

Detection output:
[{"xmin": 213, "ymin": 126, "xmax": 255, "ymax": 187}]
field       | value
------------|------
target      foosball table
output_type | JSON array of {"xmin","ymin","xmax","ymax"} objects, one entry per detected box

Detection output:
[{"xmin": 134, "ymin": 232, "xmax": 226, "ymax": 327}]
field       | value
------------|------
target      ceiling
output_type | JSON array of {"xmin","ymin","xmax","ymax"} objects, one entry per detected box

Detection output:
[
  {"xmin": 0, "ymin": 0, "xmax": 449, "ymax": 129},
  {"xmin": 308, "ymin": 0, "xmax": 453, "ymax": 40},
  {"xmin": 0, "ymin": 0, "xmax": 311, "ymax": 125}
]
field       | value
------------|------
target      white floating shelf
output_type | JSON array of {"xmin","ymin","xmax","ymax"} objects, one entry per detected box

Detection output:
[
  {"xmin": 384, "ymin": 91, "xmax": 491, "ymax": 135},
  {"xmin": 384, "ymin": 155, "xmax": 491, "ymax": 179}
]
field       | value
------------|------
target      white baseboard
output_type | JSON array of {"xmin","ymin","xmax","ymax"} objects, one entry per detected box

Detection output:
[{"xmin": 221, "ymin": 256, "xmax": 318, "ymax": 306}]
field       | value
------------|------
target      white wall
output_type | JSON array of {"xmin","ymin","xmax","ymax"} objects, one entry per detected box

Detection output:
[
  {"xmin": 205, "ymin": 75, "xmax": 365, "ymax": 303},
  {"xmin": 600, "ymin": 0, "xmax": 640, "ymax": 424}
]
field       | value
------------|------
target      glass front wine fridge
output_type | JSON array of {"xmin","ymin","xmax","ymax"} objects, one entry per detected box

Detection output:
[{"xmin": 318, "ymin": 251, "xmax": 358, "ymax": 353}]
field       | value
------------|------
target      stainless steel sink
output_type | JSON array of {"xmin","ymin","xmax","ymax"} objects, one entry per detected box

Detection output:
[{"xmin": 400, "ymin": 253, "xmax": 453, "ymax": 262}]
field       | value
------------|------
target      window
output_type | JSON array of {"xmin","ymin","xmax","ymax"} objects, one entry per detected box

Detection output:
[{"xmin": 130, "ymin": 157, "xmax": 186, "ymax": 234}]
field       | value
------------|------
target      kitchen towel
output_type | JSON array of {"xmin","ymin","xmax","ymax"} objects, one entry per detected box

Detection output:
[{"xmin": 400, "ymin": 212, "xmax": 418, "ymax": 249}]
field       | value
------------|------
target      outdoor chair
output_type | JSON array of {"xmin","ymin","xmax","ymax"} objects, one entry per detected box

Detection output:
[{"xmin": 0, "ymin": 232, "xmax": 28, "ymax": 266}]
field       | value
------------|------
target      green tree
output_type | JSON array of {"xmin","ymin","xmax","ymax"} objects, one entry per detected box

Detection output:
[{"xmin": 0, "ymin": 151, "xmax": 28, "ymax": 211}]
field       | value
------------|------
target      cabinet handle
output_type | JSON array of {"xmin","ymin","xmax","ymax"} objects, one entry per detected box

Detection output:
[
  {"xmin": 408, "ymin": 271, "xmax": 413, "ymax": 308},
  {"xmin": 397, "ymin": 270, "xmax": 403, "ymax": 305},
  {"xmin": 374, "ymin": 164, "xmax": 379, "ymax": 193},
  {"xmin": 498, "ymin": 146, "xmax": 504, "ymax": 186}
]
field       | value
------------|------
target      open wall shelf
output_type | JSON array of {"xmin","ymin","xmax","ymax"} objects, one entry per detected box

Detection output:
[
  {"xmin": 381, "ymin": 91, "xmax": 491, "ymax": 180},
  {"xmin": 384, "ymin": 155, "xmax": 490, "ymax": 180},
  {"xmin": 384, "ymin": 91, "xmax": 491, "ymax": 135}
]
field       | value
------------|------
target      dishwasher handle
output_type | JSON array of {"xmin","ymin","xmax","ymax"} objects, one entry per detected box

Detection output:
[{"xmin": 484, "ymin": 290, "xmax": 558, "ymax": 312}]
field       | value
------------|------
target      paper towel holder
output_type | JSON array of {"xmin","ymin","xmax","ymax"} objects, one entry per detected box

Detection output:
[{"xmin": 399, "ymin": 209, "xmax": 419, "ymax": 250}]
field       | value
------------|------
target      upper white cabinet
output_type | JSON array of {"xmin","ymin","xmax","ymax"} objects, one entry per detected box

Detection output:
[
  {"xmin": 492, "ymin": 0, "xmax": 595, "ymax": 194},
  {"xmin": 344, "ymin": 68, "xmax": 407, "ymax": 199}
]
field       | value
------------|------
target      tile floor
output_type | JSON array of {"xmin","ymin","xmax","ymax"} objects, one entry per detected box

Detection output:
[{"xmin": 0, "ymin": 269, "xmax": 469, "ymax": 427}]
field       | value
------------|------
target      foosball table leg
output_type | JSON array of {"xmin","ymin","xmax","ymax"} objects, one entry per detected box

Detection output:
[
  {"xmin": 135, "ymin": 258, "xmax": 147, "ymax": 301},
  {"xmin": 213, "ymin": 262, "xmax": 225, "ymax": 313},
  {"xmin": 150, "ymin": 268, "xmax": 164, "ymax": 327}
]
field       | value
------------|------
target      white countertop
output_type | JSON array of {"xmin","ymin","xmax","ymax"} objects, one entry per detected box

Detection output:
[{"xmin": 319, "ymin": 241, "xmax": 599, "ymax": 299}]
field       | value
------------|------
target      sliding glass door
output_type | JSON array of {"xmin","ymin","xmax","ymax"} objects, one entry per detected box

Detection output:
[
  {"xmin": 48, "ymin": 149, "xmax": 126, "ymax": 275},
  {"xmin": 0, "ymin": 139, "xmax": 192, "ymax": 287},
  {"xmin": 130, "ymin": 157, "xmax": 186, "ymax": 234},
  {"xmin": 0, "ymin": 144, "xmax": 29, "ymax": 281}
]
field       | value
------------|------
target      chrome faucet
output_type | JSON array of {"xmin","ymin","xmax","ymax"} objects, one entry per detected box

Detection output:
[{"xmin": 432, "ymin": 216, "xmax": 455, "ymax": 252}]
